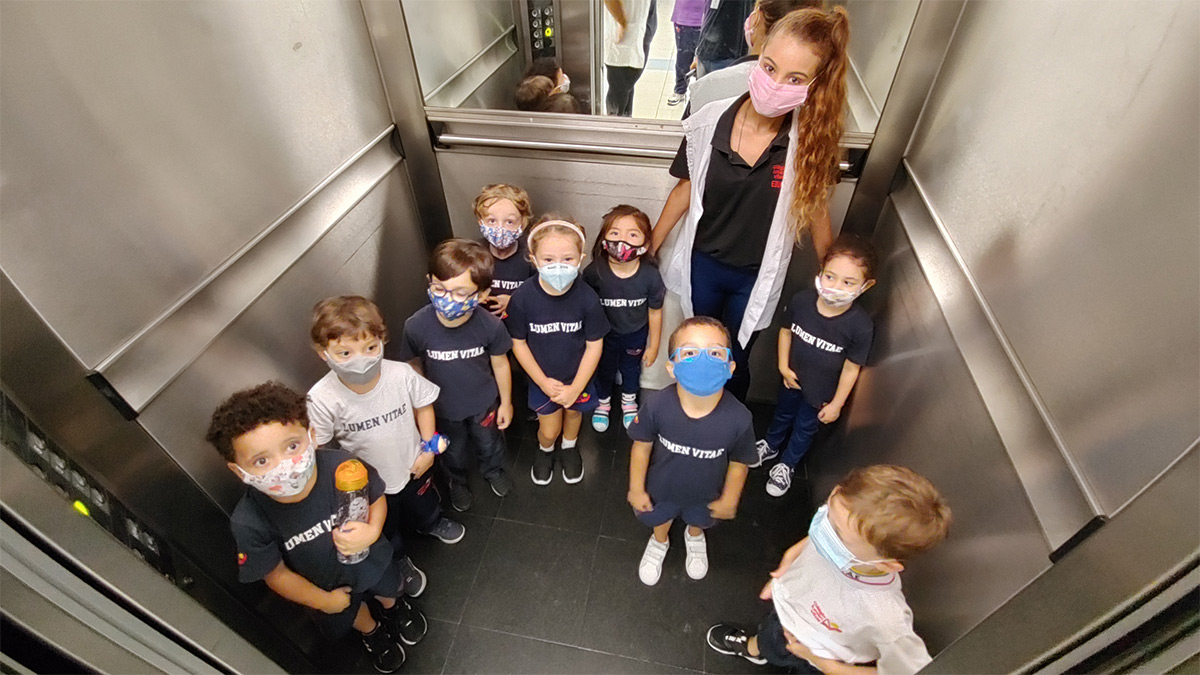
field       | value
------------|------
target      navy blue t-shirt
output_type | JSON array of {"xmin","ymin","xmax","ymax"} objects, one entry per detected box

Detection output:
[
  {"xmin": 488, "ymin": 239, "xmax": 535, "ymax": 299},
  {"xmin": 782, "ymin": 289, "xmax": 874, "ymax": 409},
  {"xmin": 582, "ymin": 259, "xmax": 666, "ymax": 336},
  {"xmin": 398, "ymin": 305, "xmax": 512, "ymax": 421},
  {"xmin": 506, "ymin": 277, "xmax": 610, "ymax": 382},
  {"xmin": 230, "ymin": 449, "xmax": 391, "ymax": 592},
  {"xmin": 627, "ymin": 387, "xmax": 756, "ymax": 506}
]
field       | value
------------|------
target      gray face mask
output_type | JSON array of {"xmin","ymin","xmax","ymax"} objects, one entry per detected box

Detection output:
[{"xmin": 325, "ymin": 351, "xmax": 383, "ymax": 386}]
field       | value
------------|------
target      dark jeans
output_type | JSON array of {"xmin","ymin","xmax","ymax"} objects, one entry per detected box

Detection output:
[
  {"xmin": 673, "ymin": 24, "xmax": 701, "ymax": 94},
  {"xmin": 690, "ymin": 250, "xmax": 760, "ymax": 401},
  {"xmin": 606, "ymin": 0, "xmax": 658, "ymax": 116},
  {"xmin": 756, "ymin": 610, "xmax": 822, "ymax": 672},
  {"xmin": 764, "ymin": 386, "xmax": 821, "ymax": 468},
  {"xmin": 595, "ymin": 326, "xmax": 648, "ymax": 402},
  {"xmin": 439, "ymin": 405, "xmax": 508, "ymax": 488},
  {"xmin": 697, "ymin": 56, "xmax": 739, "ymax": 77},
  {"xmin": 384, "ymin": 473, "xmax": 442, "ymax": 557}
]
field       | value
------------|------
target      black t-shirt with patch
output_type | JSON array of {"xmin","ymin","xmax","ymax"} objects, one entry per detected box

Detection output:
[
  {"xmin": 506, "ymin": 277, "xmax": 610, "ymax": 382},
  {"xmin": 230, "ymin": 449, "xmax": 391, "ymax": 592},
  {"xmin": 398, "ymin": 305, "xmax": 513, "ymax": 421},
  {"xmin": 488, "ymin": 238, "xmax": 535, "ymax": 298},
  {"xmin": 669, "ymin": 93, "xmax": 792, "ymax": 270},
  {"xmin": 582, "ymin": 259, "xmax": 666, "ymax": 336},
  {"xmin": 627, "ymin": 386, "xmax": 756, "ymax": 506},
  {"xmin": 782, "ymin": 289, "xmax": 874, "ymax": 409}
]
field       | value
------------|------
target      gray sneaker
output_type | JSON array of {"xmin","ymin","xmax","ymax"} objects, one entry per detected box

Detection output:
[
  {"xmin": 425, "ymin": 517, "xmax": 465, "ymax": 544},
  {"xmin": 487, "ymin": 469, "xmax": 513, "ymax": 497},
  {"xmin": 449, "ymin": 482, "xmax": 473, "ymax": 512},
  {"xmin": 395, "ymin": 555, "xmax": 426, "ymax": 598}
]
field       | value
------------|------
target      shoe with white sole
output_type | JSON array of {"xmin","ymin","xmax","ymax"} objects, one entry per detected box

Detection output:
[
  {"xmin": 766, "ymin": 463, "xmax": 793, "ymax": 497},
  {"xmin": 748, "ymin": 439, "xmax": 779, "ymax": 468},
  {"xmin": 684, "ymin": 528, "xmax": 708, "ymax": 579},
  {"xmin": 638, "ymin": 536, "xmax": 670, "ymax": 586}
]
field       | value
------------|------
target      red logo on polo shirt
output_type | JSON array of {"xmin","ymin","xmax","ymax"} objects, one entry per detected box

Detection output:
[{"xmin": 772, "ymin": 164, "xmax": 785, "ymax": 189}]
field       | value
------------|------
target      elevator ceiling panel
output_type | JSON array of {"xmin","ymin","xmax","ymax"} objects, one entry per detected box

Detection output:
[{"xmin": 0, "ymin": 0, "xmax": 391, "ymax": 368}]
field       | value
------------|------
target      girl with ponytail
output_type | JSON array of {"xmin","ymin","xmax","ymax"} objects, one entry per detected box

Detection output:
[{"xmin": 651, "ymin": 7, "xmax": 849, "ymax": 401}]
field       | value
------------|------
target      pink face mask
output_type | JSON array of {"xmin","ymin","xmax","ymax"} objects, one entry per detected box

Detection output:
[
  {"xmin": 743, "ymin": 11, "xmax": 758, "ymax": 47},
  {"xmin": 747, "ymin": 64, "xmax": 810, "ymax": 118}
]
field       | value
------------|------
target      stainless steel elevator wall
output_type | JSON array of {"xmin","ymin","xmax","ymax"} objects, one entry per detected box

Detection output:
[
  {"xmin": 402, "ymin": 0, "xmax": 523, "ymax": 109},
  {"xmin": 0, "ymin": 0, "xmax": 393, "ymax": 369},
  {"xmin": 838, "ymin": 0, "xmax": 920, "ymax": 130},
  {"xmin": 904, "ymin": 0, "xmax": 1200, "ymax": 516}
]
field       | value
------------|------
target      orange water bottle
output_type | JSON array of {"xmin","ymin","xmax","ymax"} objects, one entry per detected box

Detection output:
[{"xmin": 334, "ymin": 459, "xmax": 370, "ymax": 565}]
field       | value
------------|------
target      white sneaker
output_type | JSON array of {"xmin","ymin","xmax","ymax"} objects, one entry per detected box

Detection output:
[
  {"xmin": 638, "ymin": 536, "xmax": 669, "ymax": 586},
  {"xmin": 766, "ymin": 463, "xmax": 793, "ymax": 497},
  {"xmin": 684, "ymin": 529, "xmax": 708, "ymax": 580}
]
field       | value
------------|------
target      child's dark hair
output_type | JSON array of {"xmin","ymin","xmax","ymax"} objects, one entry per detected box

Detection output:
[
  {"xmin": 822, "ymin": 234, "xmax": 878, "ymax": 280},
  {"xmin": 206, "ymin": 382, "xmax": 309, "ymax": 463},
  {"xmin": 310, "ymin": 295, "xmax": 388, "ymax": 346},
  {"xmin": 541, "ymin": 92, "xmax": 582, "ymax": 114},
  {"xmin": 524, "ymin": 57, "xmax": 561, "ymax": 81},
  {"xmin": 515, "ymin": 75, "xmax": 555, "ymax": 111},
  {"xmin": 668, "ymin": 316, "xmax": 732, "ymax": 355},
  {"xmin": 593, "ymin": 204, "xmax": 656, "ymax": 265},
  {"xmin": 430, "ymin": 239, "xmax": 494, "ymax": 292}
]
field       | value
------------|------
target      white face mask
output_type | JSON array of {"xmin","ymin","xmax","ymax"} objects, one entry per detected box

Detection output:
[
  {"xmin": 815, "ymin": 275, "xmax": 865, "ymax": 307},
  {"xmin": 554, "ymin": 73, "xmax": 571, "ymax": 94},
  {"xmin": 236, "ymin": 435, "xmax": 316, "ymax": 497},
  {"xmin": 324, "ymin": 351, "xmax": 383, "ymax": 386}
]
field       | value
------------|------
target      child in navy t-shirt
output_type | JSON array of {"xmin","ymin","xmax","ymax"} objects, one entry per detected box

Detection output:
[
  {"xmin": 756, "ymin": 236, "xmax": 877, "ymax": 498},
  {"xmin": 474, "ymin": 183, "xmax": 536, "ymax": 320},
  {"xmin": 400, "ymin": 239, "xmax": 515, "ymax": 513},
  {"xmin": 627, "ymin": 317, "xmax": 755, "ymax": 586},
  {"xmin": 507, "ymin": 218, "xmax": 610, "ymax": 487},
  {"xmin": 582, "ymin": 205, "xmax": 666, "ymax": 433}
]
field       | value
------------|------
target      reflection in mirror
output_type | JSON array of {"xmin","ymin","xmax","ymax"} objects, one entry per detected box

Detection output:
[{"xmin": 403, "ymin": 0, "xmax": 917, "ymax": 131}]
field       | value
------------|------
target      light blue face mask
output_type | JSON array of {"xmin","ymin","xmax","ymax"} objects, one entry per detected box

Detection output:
[
  {"xmin": 808, "ymin": 504, "xmax": 889, "ymax": 572},
  {"xmin": 538, "ymin": 262, "xmax": 579, "ymax": 292},
  {"xmin": 670, "ymin": 349, "xmax": 733, "ymax": 396}
]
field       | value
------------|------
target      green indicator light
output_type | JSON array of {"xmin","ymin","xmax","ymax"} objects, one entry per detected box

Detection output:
[
  {"xmin": 73, "ymin": 500, "xmax": 90, "ymax": 517},
  {"xmin": 544, "ymin": 27, "xmax": 553, "ymax": 37}
]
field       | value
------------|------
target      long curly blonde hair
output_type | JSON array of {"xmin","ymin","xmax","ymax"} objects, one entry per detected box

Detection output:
[{"xmin": 766, "ymin": 7, "xmax": 849, "ymax": 243}]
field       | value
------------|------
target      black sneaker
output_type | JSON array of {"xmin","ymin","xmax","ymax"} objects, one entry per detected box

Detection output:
[
  {"xmin": 361, "ymin": 623, "xmax": 406, "ymax": 673},
  {"xmin": 449, "ymin": 482, "xmax": 473, "ymax": 512},
  {"xmin": 487, "ymin": 469, "xmax": 513, "ymax": 497},
  {"xmin": 396, "ymin": 555, "xmax": 426, "ymax": 598},
  {"xmin": 382, "ymin": 597, "xmax": 428, "ymax": 646},
  {"xmin": 560, "ymin": 445, "xmax": 583, "ymax": 484},
  {"xmin": 706, "ymin": 624, "xmax": 767, "ymax": 665},
  {"xmin": 531, "ymin": 448, "xmax": 553, "ymax": 485}
]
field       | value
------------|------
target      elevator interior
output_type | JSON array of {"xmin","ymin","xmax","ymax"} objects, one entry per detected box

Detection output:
[{"xmin": 1, "ymin": 0, "xmax": 1197, "ymax": 672}]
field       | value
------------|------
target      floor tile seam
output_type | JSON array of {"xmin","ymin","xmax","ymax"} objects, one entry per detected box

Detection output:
[
  {"xmin": 436, "ymin": 620, "xmax": 462, "ymax": 675},
  {"xmin": 460, "ymin": 624, "xmax": 706, "ymax": 674},
  {"xmin": 489, "ymin": 514, "xmax": 603, "ymax": 537},
  {"xmin": 573, "ymin": 532, "xmax": 605, "ymax": 643},
  {"xmin": 454, "ymin": 510, "xmax": 501, "ymax": 627}
]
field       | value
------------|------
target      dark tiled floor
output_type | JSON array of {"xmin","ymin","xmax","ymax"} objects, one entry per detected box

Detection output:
[{"xmin": 333, "ymin": 397, "xmax": 815, "ymax": 674}]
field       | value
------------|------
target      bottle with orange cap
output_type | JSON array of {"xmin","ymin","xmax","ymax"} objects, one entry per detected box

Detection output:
[{"xmin": 334, "ymin": 459, "xmax": 371, "ymax": 565}]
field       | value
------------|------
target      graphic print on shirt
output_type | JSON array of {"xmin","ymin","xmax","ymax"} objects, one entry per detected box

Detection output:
[
  {"xmin": 283, "ymin": 513, "xmax": 338, "ymax": 551},
  {"xmin": 657, "ymin": 434, "xmax": 726, "ymax": 460},
  {"xmin": 791, "ymin": 323, "xmax": 846, "ymax": 354},
  {"xmin": 600, "ymin": 297, "xmax": 648, "ymax": 308},
  {"xmin": 811, "ymin": 601, "xmax": 843, "ymax": 633},
  {"xmin": 426, "ymin": 346, "xmax": 487, "ymax": 361},
  {"xmin": 344, "ymin": 404, "xmax": 408, "ymax": 432},
  {"xmin": 492, "ymin": 278, "xmax": 524, "ymax": 292},
  {"xmin": 528, "ymin": 320, "xmax": 584, "ymax": 334}
]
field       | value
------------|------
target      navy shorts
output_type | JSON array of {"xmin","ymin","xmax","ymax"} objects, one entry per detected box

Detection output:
[
  {"xmin": 634, "ymin": 499, "xmax": 715, "ymax": 528},
  {"xmin": 309, "ymin": 556, "xmax": 402, "ymax": 640},
  {"xmin": 528, "ymin": 379, "xmax": 599, "ymax": 415}
]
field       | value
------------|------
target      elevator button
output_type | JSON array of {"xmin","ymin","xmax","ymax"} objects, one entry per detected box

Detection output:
[
  {"xmin": 544, "ymin": 27, "xmax": 553, "ymax": 37},
  {"xmin": 531, "ymin": 7, "xmax": 540, "ymax": 16}
]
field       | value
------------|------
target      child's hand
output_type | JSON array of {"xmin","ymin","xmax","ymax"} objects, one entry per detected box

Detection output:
[
  {"xmin": 496, "ymin": 402, "xmax": 513, "ymax": 430},
  {"xmin": 410, "ymin": 450, "xmax": 436, "ymax": 479},
  {"xmin": 760, "ymin": 538, "xmax": 808, "ymax": 599},
  {"xmin": 541, "ymin": 378, "xmax": 566, "ymax": 398},
  {"xmin": 780, "ymin": 367, "xmax": 801, "ymax": 390},
  {"xmin": 817, "ymin": 402, "xmax": 842, "ymax": 423},
  {"xmin": 708, "ymin": 497, "xmax": 738, "ymax": 520},
  {"xmin": 322, "ymin": 586, "xmax": 352, "ymax": 614},
  {"xmin": 642, "ymin": 345, "xmax": 659, "ymax": 369},
  {"xmin": 487, "ymin": 294, "xmax": 511, "ymax": 317},
  {"xmin": 627, "ymin": 489, "xmax": 653, "ymax": 512},
  {"xmin": 332, "ymin": 521, "xmax": 376, "ymax": 556},
  {"xmin": 551, "ymin": 384, "xmax": 582, "ymax": 407}
]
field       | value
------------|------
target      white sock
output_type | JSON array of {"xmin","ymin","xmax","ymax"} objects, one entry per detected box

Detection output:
[
  {"xmin": 562, "ymin": 437, "xmax": 577, "ymax": 450},
  {"xmin": 539, "ymin": 443, "xmax": 554, "ymax": 453}
]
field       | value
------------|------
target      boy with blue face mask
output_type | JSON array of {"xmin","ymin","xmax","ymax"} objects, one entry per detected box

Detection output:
[
  {"xmin": 398, "ymin": 239, "xmax": 515, "ymax": 513},
  {"xmin": 307, "ymin": 295, "xmax": 466, "ymax": 584},
  {"xmin": 208, "ymin": 382, "xmax": 428, "ymax": 673},
  {"xmin": 707, "ymin": 465, "xmax": 951, "ymax": 675},
  {"xmin": 626, "ymin": 316, "xmax": 757, "ymax": 585}
]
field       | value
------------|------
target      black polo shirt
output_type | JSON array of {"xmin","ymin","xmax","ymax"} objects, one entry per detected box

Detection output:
[{"xmin": 670, "ymin": 93, "xmax": 791, "ymax": 270}]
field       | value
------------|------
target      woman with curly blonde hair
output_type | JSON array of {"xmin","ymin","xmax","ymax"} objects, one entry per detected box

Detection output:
[{"xmin": 651, "ymin": 7, "xmax": 848, "ymax": 401}]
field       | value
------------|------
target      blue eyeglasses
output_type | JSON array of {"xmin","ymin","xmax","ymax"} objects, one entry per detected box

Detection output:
[{"xmin": 670, "ymin": 346, "xmax": 733, "ymax": 363}]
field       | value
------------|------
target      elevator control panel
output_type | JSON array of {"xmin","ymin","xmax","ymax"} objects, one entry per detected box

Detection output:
[
  {"xmin": 520, "ymin": 0, "xmax": 560, "ymax": 63},
  {"xmin": 1, "ymin": 389, "xmax": 176, "ymax": 583}
]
